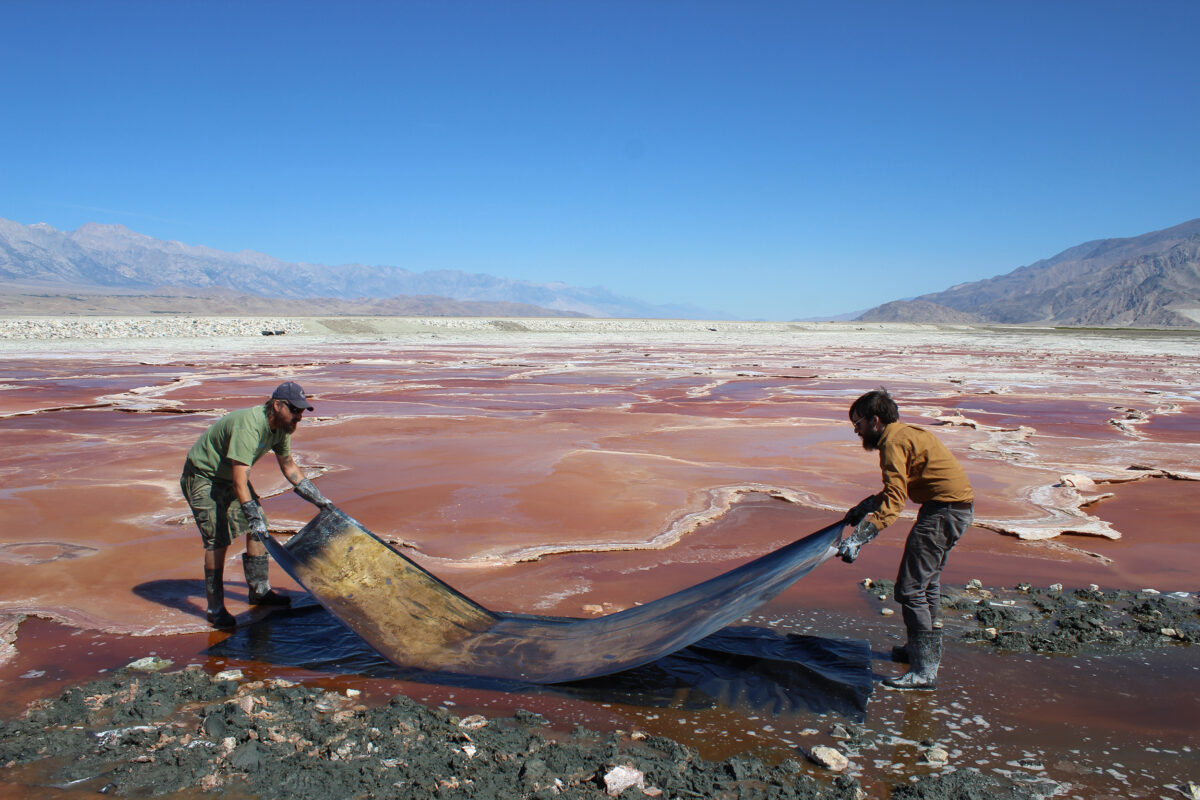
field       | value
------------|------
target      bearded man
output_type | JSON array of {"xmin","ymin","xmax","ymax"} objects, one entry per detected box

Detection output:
[
  {"xmin": 180, "ymin": 381, "xmax": 331, "ymax": 628},
  {"xmin": 839, "ymin": 388, "xmax": 974, "ymax": 690}
]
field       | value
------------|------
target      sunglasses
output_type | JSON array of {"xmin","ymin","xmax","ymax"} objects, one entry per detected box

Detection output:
[{"xmin": 277, "ymin": 399, "xmax": 306, "ymax": 415}]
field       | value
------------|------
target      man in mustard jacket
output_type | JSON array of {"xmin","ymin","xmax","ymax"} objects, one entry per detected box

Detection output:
[{"xmin": 839, "ymin": 389, "xmax": 974, "ymax": 690}]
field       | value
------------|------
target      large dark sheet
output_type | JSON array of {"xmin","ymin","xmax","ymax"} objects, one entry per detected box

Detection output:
[
  {"xmin": 257, "ymin": 507, "xmax": 844, "ymax": 684},
  {"xmin": 209, "ymin": 599, "xmax": 873, "ymax": 718}
]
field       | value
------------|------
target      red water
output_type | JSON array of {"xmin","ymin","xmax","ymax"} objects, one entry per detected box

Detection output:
[{"xmin": 0, "ymin": 329, "xmax": 1197, "ymax": 797}]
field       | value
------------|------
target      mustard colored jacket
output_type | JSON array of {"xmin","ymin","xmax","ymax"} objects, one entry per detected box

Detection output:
[{"xmin": 869, "ymin": 422, "xmax": 973, "ymax": 529}]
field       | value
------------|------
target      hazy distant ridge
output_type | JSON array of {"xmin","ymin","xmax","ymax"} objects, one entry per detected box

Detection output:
[
  {"xmin": 858, "ymin": 218, "xmax": 1200, "ymax": 328},
  {"xmin": 0, "ymin": 218, "xmax": 730, "ymax": 320}
]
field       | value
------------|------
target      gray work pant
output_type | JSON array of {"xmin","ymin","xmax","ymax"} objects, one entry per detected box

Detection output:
[{"xmin": 894, "ymin": 501, "xmax": 973, "ymax": 633}]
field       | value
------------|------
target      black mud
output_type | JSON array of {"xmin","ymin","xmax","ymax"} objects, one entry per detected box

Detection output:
[
  {"xmin": 0, "ymin": 664, "xmax": 1048, "ymax": 800},
  {"xmin": 861, "ymin": 579, "xmax": 1199, "ymax": 654}
]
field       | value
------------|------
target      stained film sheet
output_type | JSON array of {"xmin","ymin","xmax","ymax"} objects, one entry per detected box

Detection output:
[{"xmin": 258, "ymin": 507, "xmax": 845, "ymax": 685}]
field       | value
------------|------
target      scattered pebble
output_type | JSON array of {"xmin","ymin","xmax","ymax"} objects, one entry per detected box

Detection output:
[
  {"xmin": 807, "ymin": 745, "xmax": 849, "ymax": 772},
  {"xmin": 603, "ymin": 764, "xmax": 645, "ymax": 795},
  {"xmin": 922, "ymin": 747, "xmax": 950, "ymax": 765}
]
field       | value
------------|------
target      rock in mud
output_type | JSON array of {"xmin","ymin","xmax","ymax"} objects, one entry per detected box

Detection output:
[{"xmin": 807, "ymin": 745, "xmax": 849, "ymax": 772}]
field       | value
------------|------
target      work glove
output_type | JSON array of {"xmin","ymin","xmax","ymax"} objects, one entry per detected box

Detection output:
[
  {"xmin": 294, "ymin": 478, "xmax": 332, "ymax": 508},
  {"xmin": 837, "ymin": 519, "xmax": 879, "ymax": 564},
  {"xmin": 241, "ymin": 500, "xmax": 269, "ymax": 542},
  {"xmin": 844, "ymin": 496, "xmax": 878, "ymax": 527}
]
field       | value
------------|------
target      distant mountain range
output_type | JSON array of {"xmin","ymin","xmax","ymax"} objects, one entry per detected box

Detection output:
[
  {"xmin": 5, "ymin": 216, "xmax": 1199, "ymax": 326},
  {"xmin": 858, "ymin": 218, "xmax": 1200, "ymax": 328},
  {"xmin": 0, "ymin": 218, "xmax": 730, "ymax": 319}
]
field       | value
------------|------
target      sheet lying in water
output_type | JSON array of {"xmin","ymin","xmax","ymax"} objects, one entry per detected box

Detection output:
[
  {"xmin": 209, "ymin": 600, "xmax": 873, "ymax": 718},
  {"xmin": 257, "ymin": 507, "xmax": 845, "ymax": 685}
]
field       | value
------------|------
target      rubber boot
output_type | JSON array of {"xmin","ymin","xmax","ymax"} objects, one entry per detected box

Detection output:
[
  {"xmin": 891, "ymin": 616, "xmax": 940, "ymax": 662},
  {"xmin": 883, "ymin": 630, "xmax": 941, "ymax": 690},
  {"xmin": 204, "ymin": 567, "xmax": 236, "ymax": 629},
  {"xmin": 243, "ymin": 554, "xmax": 290, "ymax": 606}
]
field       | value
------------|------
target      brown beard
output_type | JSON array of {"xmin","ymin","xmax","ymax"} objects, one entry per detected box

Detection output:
[
  {"xmin": 267, "ymin": 406, "xmax": 299, "ymax": 435},
  {"xmin": 859, "ymin": 427, "xmax": 883, "ymax": 451}
]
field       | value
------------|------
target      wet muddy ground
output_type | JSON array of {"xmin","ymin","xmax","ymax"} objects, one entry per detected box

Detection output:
[{"xmin": 0, "ymin": 320, "xmax": 1197, "ymax": 798}]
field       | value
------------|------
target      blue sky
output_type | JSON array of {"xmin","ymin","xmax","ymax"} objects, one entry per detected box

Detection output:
[{"xmin": 3, "ymin": 1, "xmax": 1198, "ymax": 320}]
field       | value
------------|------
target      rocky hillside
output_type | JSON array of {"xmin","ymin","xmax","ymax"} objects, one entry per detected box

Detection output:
[
  {"xmin": 857, "ymin": 218, "xmax": 1200, "ymax": 328},
  {"xmin": 0, "ymin": 218, "xmax": 727, "ymax": 319}
]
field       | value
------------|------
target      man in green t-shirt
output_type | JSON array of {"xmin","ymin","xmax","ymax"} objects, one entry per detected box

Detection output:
[{"xmin": 180, "ymin": 381, "xmax": 332, "ymax": 628}]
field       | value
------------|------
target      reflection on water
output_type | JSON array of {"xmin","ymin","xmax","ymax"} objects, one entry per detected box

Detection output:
[{"xmin": 208, "ymin": 598, "xmax": 873, "ymax": 719}]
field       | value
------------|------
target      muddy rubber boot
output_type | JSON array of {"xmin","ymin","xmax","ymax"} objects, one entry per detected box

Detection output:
[
  {"xmin": 243, "ymin": 554, "xmax": 290, "ymax": 607},
  {"xmin": 883, "ymin": 630, "xmax": 940, "ymax": 690},
  {"xmin": 204, "ymin": 567, "xmax": 236, "ymax": 629}
]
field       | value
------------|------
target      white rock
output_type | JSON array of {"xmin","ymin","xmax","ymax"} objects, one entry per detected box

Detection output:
[
  {"xmin": 126, "ymin": 656, "xmax": 172, "ymax": 672},
  {"xmin": 458, "ymin": 714, "xmax": 489, "ymax": 730},
  {"xmin": 807, "ymin": 745, "xmax": 849, "ymax": 772},
  {"xmin": 1049, "ymin": 584, "xmax": 1063, "ymax": 593},
  {"xmin": 881, "ymin": 608, "xmax": 895, "ymax": 616},
  {"xmin": 213, "ymin": 669, "xmax": 244, "ymax": 681},
  {"xmin": 604, "ymin": 764, "xmax": 646, "ymax": 796},
  {"xmin": 967, "ymin": 579, "xmax": 983, "ymax": 589},
  {"xmin": 922, "ymin": 746, "xmax": 950, "ymax": 765}
]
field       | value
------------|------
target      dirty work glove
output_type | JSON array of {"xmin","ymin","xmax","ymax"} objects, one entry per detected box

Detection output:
[
  {"xmin": 240, "ymin": 500, "xmax": 269, "ymax": 542},
  {"xmin": 294, "ymin": 478, "xmax": 332, "ymax": 508},
  {"xmin": 844, "ymin": 496, "xmax": 878, "ymax": 527},
  {"xmin": 837, "ymin": 519, "xmax": 879, "ymax": 564}
]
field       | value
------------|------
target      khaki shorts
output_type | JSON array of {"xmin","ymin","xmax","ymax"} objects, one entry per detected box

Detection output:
[{"xmin": 180, "ymin": 461, "xmax": 261, "ymax": 550}]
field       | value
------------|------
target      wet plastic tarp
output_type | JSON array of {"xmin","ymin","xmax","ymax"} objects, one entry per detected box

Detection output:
[
  {"xmin": 258, "ymin": 507, "xmax": 844, "ymax": 685},
  {"xmin": 209, "ymin": 605, "xmax": 873, "ymax": 718}
]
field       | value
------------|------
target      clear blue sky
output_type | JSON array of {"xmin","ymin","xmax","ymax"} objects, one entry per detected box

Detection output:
[{"xmin": 3, "ymin": 1, "xmax": 1198, "ymax": 320}]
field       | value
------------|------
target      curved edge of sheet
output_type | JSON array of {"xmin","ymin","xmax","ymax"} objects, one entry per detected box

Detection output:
[{"xmin": 257, "ymin": 508, "xmax": 846, "ymax": 684}]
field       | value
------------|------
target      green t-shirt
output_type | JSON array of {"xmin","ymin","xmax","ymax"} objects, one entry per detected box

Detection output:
[{"xmin": 185, "ymin": 405, "xmax": 291, "ymax": 481}]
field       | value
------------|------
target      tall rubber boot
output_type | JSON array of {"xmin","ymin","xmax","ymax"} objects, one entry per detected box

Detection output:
[
  {"xmin": 883, "ymin": 630, "xmax": 941, "ymax": 690},
  {"xmin": 891, "ymin": 617, "xmax": 921, "ymax": 664},
  {"xmin": 204, "ymin": 567, "xmax": 236, "ymax": 629},
  {"xmin": 243, "ymin": 554, "xmax": 290, "ymax": 606}
]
